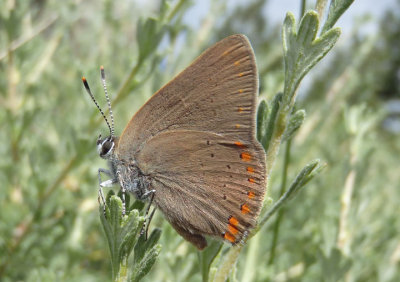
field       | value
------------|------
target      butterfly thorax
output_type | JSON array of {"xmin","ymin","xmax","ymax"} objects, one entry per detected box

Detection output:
[
  {"xmin": 97, "ymin": 134, "xmax": 151, "ymax": 201},
  {"xmin": 113, "ymin": 159, "xmax": 151, "ymax": 200}
]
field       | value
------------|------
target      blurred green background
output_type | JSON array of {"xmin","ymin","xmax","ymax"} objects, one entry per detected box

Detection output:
[{"xmin": 1, "ymin": 0, "xmax": 399, "ymax": 281}]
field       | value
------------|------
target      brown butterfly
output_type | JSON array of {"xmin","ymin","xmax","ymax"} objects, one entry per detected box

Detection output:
[{"xmin": 83, "ymin": 34, "xmax": 267, "ymax": 250}]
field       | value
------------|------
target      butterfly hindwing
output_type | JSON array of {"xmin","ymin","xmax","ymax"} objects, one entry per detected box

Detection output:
[{"xmin": 136, "ymin": 130, "xmax": 266, "ymax": 248}]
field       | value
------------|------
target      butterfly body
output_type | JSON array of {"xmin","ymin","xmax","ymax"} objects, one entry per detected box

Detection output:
[{"xmin": 90, "ymin": 34, "xmax": 267, "ymax": 250}]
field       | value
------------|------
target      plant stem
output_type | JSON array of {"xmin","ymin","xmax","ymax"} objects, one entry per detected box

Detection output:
[
  {"xmin": 268, "ymin": 138, "xmax": 292, "ymax": 264},
  {"xmin": 166, "ymin": 0, "xmax": 187, "ymax": 22},
  {"xmin": 337, "ymin": 156, "xmax": 356, "ymax": 255},
  {"xmin": 212, "ymin": 245, "xmax": 242, "ymax": 282},
  {"xmin": 241, "ymin": 228, "xmax": 261, "ymax": 282},
  {"xmin": 300, "ymin": 0, "xmax": 306, "ymax": 19}
]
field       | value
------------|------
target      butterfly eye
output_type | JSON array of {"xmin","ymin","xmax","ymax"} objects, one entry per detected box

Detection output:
[
  {"xmin": 102, "ymin": 141, "xmax": 112, "ymax": 154},
  {"xmin": 97, "ymin": 137, "xmax": 114, "ymax": 158}
]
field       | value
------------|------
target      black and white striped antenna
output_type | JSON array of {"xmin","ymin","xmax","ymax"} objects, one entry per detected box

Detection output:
[
  {"xmin": 82, "ymin": 71, "xmax": 114, "ymax": 137},
  {"xmin": 100, "ymin": 66, "xmax": 115, "ymax": 137}
]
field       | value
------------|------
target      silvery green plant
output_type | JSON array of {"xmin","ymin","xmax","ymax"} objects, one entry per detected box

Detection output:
[
  {"xmin": 7, "ymin": 0, "xmax": 399, "ymax": 281},
  {"xmin": 100, "ymin": 194, "xmax": 161, "ymax": 282},
  {"xmin": 97, "ymin": 1, "xmax": 354, "ymax": 282}
]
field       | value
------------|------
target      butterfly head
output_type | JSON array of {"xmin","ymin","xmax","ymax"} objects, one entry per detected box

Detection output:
[
  {"xmin": 97, "ymin": 134, "xmax": 116, "ymax": 159},
  {"xmin": 82, "ymin": 67, "xmax": 117, "ymax": 160}
]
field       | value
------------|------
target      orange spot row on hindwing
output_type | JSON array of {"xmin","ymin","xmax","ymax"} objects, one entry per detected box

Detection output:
[
  {"xmin": 247, "ymin": 191, "xmax": 255, "ymax": 199},
  {"xmin": 247, "ymin": 166, "xmax": 254, "ymax": 173},
  {"xmin": 224, "ymin": 232, "xmax": 236, "ymax": 243},
  {"xmin": 248, "ymin": 178, "xmax": 255, "ymax": 183},
  {"xmin": 228, "ymin": 223, "xmax": 239, "ymax": 235},
  {"xmin": 239, "ymin": 89, "xmax": 244, "ymax": 93},
  {"xmin": 229, "ymin": 216, "xmax": 239, "ymax": 226},
  {"xmin": 224, "ymin": 216, "xmax": 240, "ymax": 243},
  {"xmin": 235, "ymin": 124, "xmax": 241, "ymax": 129},
  {"xmin": 241, "ymin": 204, "xmax": 250, "ymax": 214},
  {"xmin": 234, "ymin": 60, "xmax": 240, "ymax": 66},
  {"xmin": 240, "ymin": 152, "xmax": 251, "ymax": 161}
]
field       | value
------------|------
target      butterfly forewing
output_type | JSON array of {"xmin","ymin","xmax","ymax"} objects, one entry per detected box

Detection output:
[
  {"xmin": 118, "ymin": 34, "xmax": 259, "ymax": 155},
  {"xmin": 116, "ymin": 34, "xmax": 267, "ymax": 249}
]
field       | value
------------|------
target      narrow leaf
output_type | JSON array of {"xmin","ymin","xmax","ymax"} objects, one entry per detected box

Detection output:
[
  {"xmin": 260, "ymin": 159, "xmax": 325, "ymax": 226},
  {"xmin": 297, "ymin": 11, "xmax": 319, "ymax": 47},
  {"xmin": 282, "ymin": 109, "xmax": 306, "ymax": 142},
  {"xmin": 282, "ymin": 11, "xmax": 341, "ymax": 106},
  {"xmin": 322, "ymin": 0, "xmax": 355, "ymax": 34},
  {"xmin": 134, "ymin": 229, "xmax": 162, "ymax": 264},
  {"xmin": 262, "ymin": 93, "xmax": 283, "ymax": 152},
  {"xmin": 199, "ymin": 240, "xmax": 223, "ymax": 282},
  {"xmin": 130, "ymin": 245, "xmax": 162, "ymax": 282},
  {"xmin": 257, "ymin": 99, "xmax": 269, "ymax": 142}
]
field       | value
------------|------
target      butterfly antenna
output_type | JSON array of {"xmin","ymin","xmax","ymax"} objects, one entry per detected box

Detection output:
[
  {"xmin": 100, "ymin": 66, "xmax": 115, "ymax": 138},
  {"xmin": 82, "ymin": 76, "xmax": 113, "ymax": 136}
]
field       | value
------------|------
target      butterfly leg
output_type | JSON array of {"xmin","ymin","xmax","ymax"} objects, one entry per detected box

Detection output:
[
  {"xmin": 140, "ymin": 193, "xmax": 156, "ymax": 240},
  {"xmin": 144, "ymin": 207, "xmax": 157, "ymax": 240},
  {"xmin": 98, "ymin": 168, "xmax": 118, "ymax": 214},
  {"xmin": 115, "ymin": 170, "xmax": 127, "ymax": 216},
  {"xmin": 141, "ymin": 189, "xmax": 156, "ymax": 199}
]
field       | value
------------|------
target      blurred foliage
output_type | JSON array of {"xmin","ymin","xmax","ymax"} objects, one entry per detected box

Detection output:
[{"xmin": 0, "ymin": 0, "xmax": 399, "ymax": 281}]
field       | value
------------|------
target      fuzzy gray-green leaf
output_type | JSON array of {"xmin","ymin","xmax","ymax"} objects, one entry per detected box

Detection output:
[
  {"xmin": 288, "ymin": 159, "xmax": 325, "ymax": 200},
  {"xmin": 297, "ymin": 11, "xmax": 319, "ymax": 47},
  {"xmin": 322, "ymin": 0, "xmax": 355, "ymax": 34},
  {"xmin": 100, "ymin": 196, "xmax": 146, "ymax": 281},
  {"xmin": 134, "ymin": 229, "xmax": 162, "ymax": 265},
  {"xmin": 283, "ymin": 109, "xmax": 306, "ymax": 142},
  {"xmin": 257, "ymin": 100, "xmax": 269, "ymax": 142},
  {"xmin": 199, "ymin": 240, "xmax": 223, "ymax": 282},
  {"xmin": 262, "ymin": 93, "xmax": 283, "ymax": 152},
  {"xmin": 282, "ymin": 11, "xmax": 341, "ymax": 106},
  {"xmin": 130, "ymin": 244, "xmax": 162, "ymax": 282},
  {"xmin": 259, "ymin": 159, "xmax": 324, "ymax": 227},
  {"xmin": 119, "ymin": 210, "xmax": 142, "ymax": 264},
  {"xmin": 100, "ymin": 196, "xmax": 124, "ymax": 279}
]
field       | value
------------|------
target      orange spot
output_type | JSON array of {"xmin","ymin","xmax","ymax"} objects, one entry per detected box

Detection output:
[
  {"xmin": 239, "ymin": 89, "xmax": 244, "ymax": 93},
  {"xmin": 234, "ymin": 141, "xmax": 245, "ymax": 148},
  {"xmin": 247, "ymin": 167, "xmax": 254, "ymax": 173},
  {"xmin": 224, "ymin": 232, "xmax": 236, "ymax": 243},
  {"xmin": 241, "ymin": 204, "xmax": 250, "ymax": 214},
  {"xmin": 240, "ymin": 152, "xmax": 251, "ymax": 161},
  {"xmin": 248, "ymin": 178, "xmax": 255, "ymax": 183},
  {"xmin": 238, "ymin": 73, "xmax": 244, "ymax": 77},
  {"xmin": 247, "ymin": 191, "xmax": 255, "ymax": 199},
  {"xmin": 223, "ymin": 50, "xmax": 229, "ymax": 56},
  {"xmin": 234, "ymin": 61, "xmax": 240, "ymax": 66},
  {"xmin": 238, "ymin": 107, "xmax": 244, "ymax": 113},
  {"xmin": 228, "ymin": 224, "xmax": 239, "ymax": 235},
  {"xmin": 229, "ymin": 216, "xmax": 239, "ymax": 227},
  {"xmin": 235, "ymin": 124, "xmax": 241, "ymax": 129}
]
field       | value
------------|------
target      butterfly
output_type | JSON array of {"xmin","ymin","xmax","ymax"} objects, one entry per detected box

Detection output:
[{"xmin": 82, "ymin": 34, "xmax": 267, "ymax": 250}]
